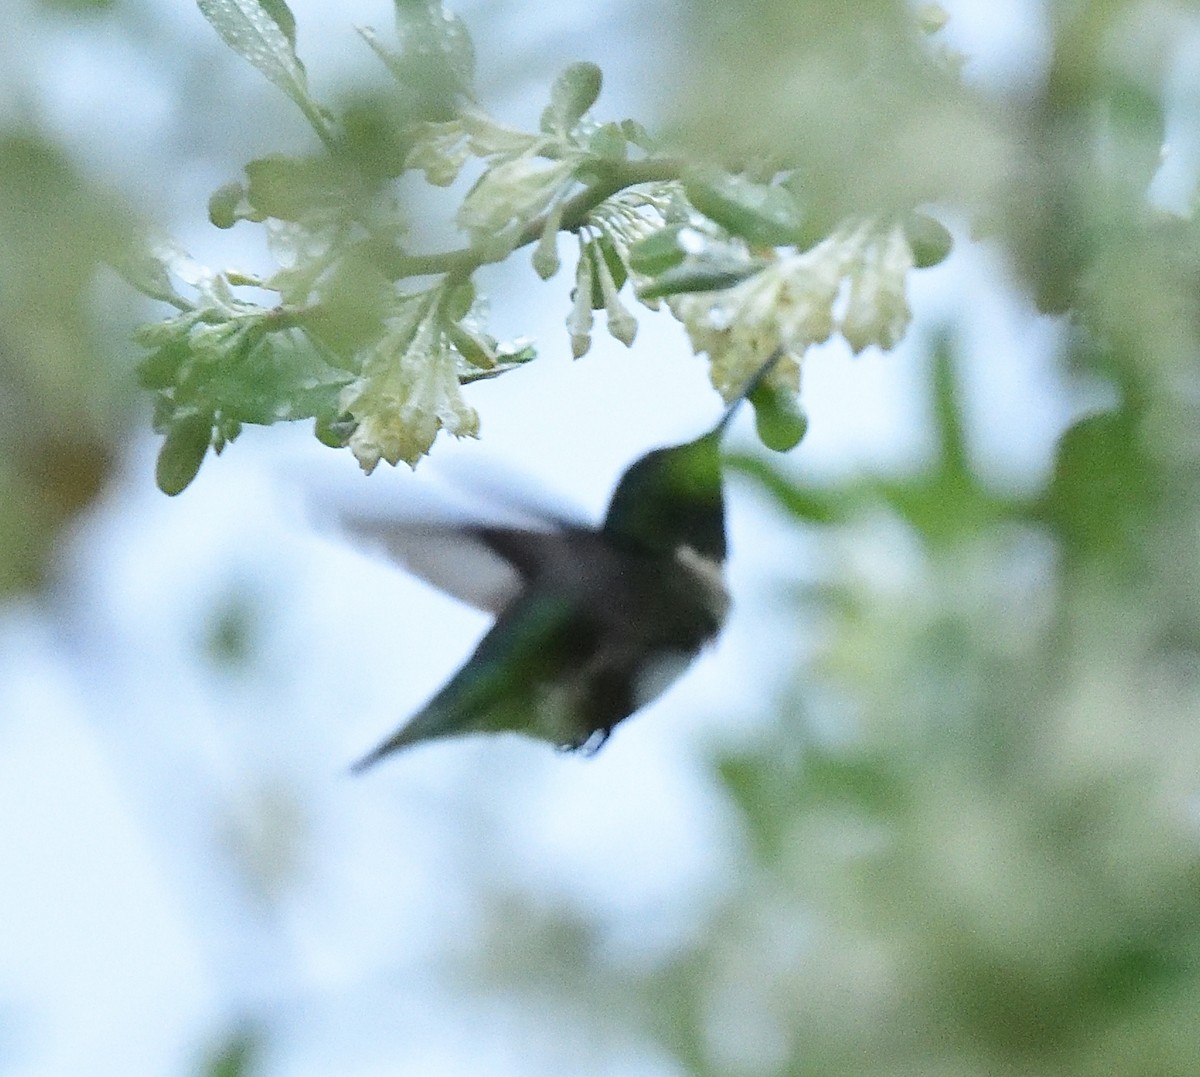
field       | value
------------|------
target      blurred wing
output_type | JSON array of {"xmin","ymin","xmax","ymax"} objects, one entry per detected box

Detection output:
[
  {"xmin": 339, "ymin": 514, "xmax": 585, "ymax": 616},
  {"xmin": 317, "ymin": 452, "xmax": 593, "ymax": 615},
  {"xmin": 337, "ymin": 515, "xmax": 524, "ymax": 614}
]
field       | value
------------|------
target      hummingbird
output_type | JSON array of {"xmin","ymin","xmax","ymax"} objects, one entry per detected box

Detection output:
[{"xmin": 349, "ymin": 351, "xmax": 789, "ymax": 771}]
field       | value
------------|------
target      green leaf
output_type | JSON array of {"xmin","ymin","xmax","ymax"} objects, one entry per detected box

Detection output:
[
  {"xmin": 585, "ymin": 235, "xmax": 626, "ymax": 309},
  {"xmin": 726, "ymin": 454, "xmax": 843, "ymax": 524},
  {"xmin": 1106, "ymin": 76, "xmax": 1167, "ymax": 195},
  {"xmin": 587, "ymin": 121, "xmax": 627, "ymax": 161},
  {"xmin": 1039, "ymin": 406, "xmax": 1156, "ymax": 573},
  {"xmin": 300, "ymin": 251, "xmax": 395, "ymax": 356},
  {"xmin": 859, "ymin": 340, "xmax": 1020, "ymax": 547},
  {"xmin": 243, "ymin": 154, "xmax": 352, "ymax": 222},
  {"xmin": 208, "ymin": 181, "xmax": 246, "ymax": 229},
  {"xmin": 684, "ymin": 168, "xmax": 806, "ymax": 247},
  {"xmin": 636, "ymin": 255, "xmax": 762, "ymax": 300},
  {"xmin": 333, "ymin": 95, "xmax": 420, "ymax": 182},
  {"xmin": 447, "ymin": 321, "xmax": 537, "ymax": 379},
  {"xmin": 363, "ymin": 1, "xmax": 475, "ymax": 118},
  {"xmin": 619, "ymin": 118, "xmax": 656, "ymax": 151},
  {"xmin": 156, "ymin": 412, "xmax": 212, "ymax": 495},
  {"xmin": 256, "ymin": 0, "xmax": 295, "ymax": 48},
  {"xmin": 780, "ymin": 171, "xmax": 840, "ymax": 251},
  {"xmin": 136, "ymin": 339, "xmax": 191, "ymax": 390},
  {"xmin": 456, "ymin": 156, "xmax": 574, "ymax": 246},
  {"xmin": 627, "ymin": 224, "xmax": 690, "ymax": 276},
  {"xmin": 120, "ymin": 244, "xmax": 186, "ymax": 306},
  {"xmin": 802, "ymin": 748, "xmax": 908, "ymax": 817},
  {"xmin": 541, "ymin": 61, "xmax": 603, "ymax": 134},
  {"xmin": 204, "ymin": 335, "xmax": 353, "ymax": 426},
  {"xmin": 442, "ymin": 278, "xmax": 476, "ymax": 322},
  {"xmin": 197, "ymin": 0, "xmax": 316, "ymax": 117}
]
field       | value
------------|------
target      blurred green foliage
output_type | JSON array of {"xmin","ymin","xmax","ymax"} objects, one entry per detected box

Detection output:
[
  {"xmin": 433, "ymin": 4, "xmax": 1200, "ymax": 1075},
  {"xmin": 0, "ymin": 132, "xmax": 135, "ymax": 595},
  {"xmin": 197, "ymin": 1024, "xmax": 263, "ymax": 1077},
  {"xmin": 35, "ymin": 0, "xmax": 117, "ymax": 12},
  {"xmin": 444, "ymin": 304, "xmax": 1200, "ymax": 1073}
]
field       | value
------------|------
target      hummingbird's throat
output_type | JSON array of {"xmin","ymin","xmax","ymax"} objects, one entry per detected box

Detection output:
[{"xmin": 675, "ymin": 544, "xmax": 731, "ymax": 623}]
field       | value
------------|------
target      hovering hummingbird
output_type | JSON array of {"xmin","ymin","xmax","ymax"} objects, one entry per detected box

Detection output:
[{"xmin": 350, "ymin": 351, "xmax": 791, "ymax": 770}]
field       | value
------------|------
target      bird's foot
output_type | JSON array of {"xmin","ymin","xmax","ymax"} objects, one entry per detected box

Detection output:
[{"xmin": 567, "ymin": 728, "xmax": 610, "ymax": 756}]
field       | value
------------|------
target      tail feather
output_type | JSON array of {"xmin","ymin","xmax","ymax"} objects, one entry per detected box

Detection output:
[{"xmin": 349, "ymin": 700, "xmax": 475, "ymax": 772}]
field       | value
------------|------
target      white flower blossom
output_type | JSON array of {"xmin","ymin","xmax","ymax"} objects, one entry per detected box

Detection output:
[
  {"xmin": 459, "ymin": 109, "xmax": 543, "ymax": 159},
  {"xmin": 144, "ymin": 238, "xmax": 265, "ymax": 319},
  {"xmin": 405, "ymin": 110, "xmax": 545, "ymax": 189},
  {"xmin": 585, "ymin": 186, "xmax": 673, "ymax": 253},
  {"xmin": 456, "ymin": 154, "xmax": 576, "ymax": 250},
  {"xmin": 567, "ymin": 243, "xmax": 595, "ymax": 358},
  {"xmin": 405, "ymin": 119, "xmax": 473, "ymax": 187},
  {"xmin": 532, "ymin": 201, "xmax": 565, "ymax": 280},
  {"xmin": 340, "ymin": 297, "xmax": 479, "ymax": 473},
  {"xmin": 669, "ymin": 222, "xmax": 915, "ymax": 400},
  {"xmin": 841, "ymin": 223, "xmax": 915, "ymax": 354},
  {"xmin": 593, "ymin": 246, "xmax": 637, "ymax": 347},
  {"xmin": 264, "ymin": 219, "xmax": 344, "ymax": 305}
]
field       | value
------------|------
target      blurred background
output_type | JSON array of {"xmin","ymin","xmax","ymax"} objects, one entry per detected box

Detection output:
[{"xmin": 4, "ymin": 1, "xmax": 1200, "ymax": 1074}]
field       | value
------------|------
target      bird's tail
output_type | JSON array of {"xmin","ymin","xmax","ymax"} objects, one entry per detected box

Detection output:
[{"xmin": 349, "ymin": 702, "xmax": 469, "ymax": 773}]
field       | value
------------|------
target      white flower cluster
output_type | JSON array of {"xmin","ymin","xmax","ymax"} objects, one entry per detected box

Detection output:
[
  {"xmin": 130, "ymin": 240, "xmax": 284, "ymax": 373},
  {"xmin": 670, "ymin": 222, "xmax": 915, "ymax": 401},
  {"xmin": 340, "ymin": 292, "xmax": 479, "ymax": 473},
  {"xmin": 407, "ymin": 110, "xmax": 580, "ymax": 257},
  {"xmin": 566, "ymin": 186, "xmax": 676, "ymax": 357}
]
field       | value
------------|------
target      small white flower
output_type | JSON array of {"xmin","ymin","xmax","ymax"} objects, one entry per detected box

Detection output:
[
  {"xmin": 406, "ymin": 110, "xmax": 545, "ymax": 188},
  {"xmin": 670, "ymin": 221, "xmax": 915, "ymax": 400},
  {"xmin": 456, "ymin": 154, "xmax": 576, "ymax": 248},
  {"xmin": 405, "ymin": 119, "xmax": 472, "ymax": 187},
  {"xmin": 264, "ymin": 219, "xmax": 344, "ymax": 306},
  {"xmin": 841, "ymin": 224, "xmax": 914, "ymax": 354},
  {"xmin": 460, "ymin": 109, "xmax": 542, "ymax": 159},
  {"xmin": 532, "ymin": 201, "xmax": 565, "ymax": 280},
  {"xmin": 670, "ymin": 239, "xmax": 843, "ymax": 400},
  {"xmin": 341, "ymin": 297, "xmax": 479, "ymax": 472},
  {"xmin": 593, "ymin": 246, "xmax": 637, "ymax": 347},
  {"xmin": 567, "ymin": 243, "xmax": 595, "ymax": 358},
  {"xmin": 585, "ymin": 186, "xmax": 673, "ymax": 253}
]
